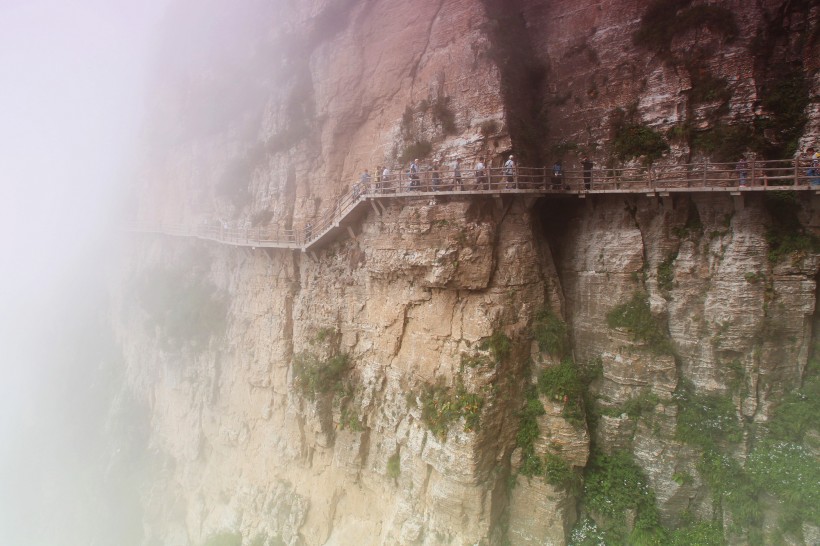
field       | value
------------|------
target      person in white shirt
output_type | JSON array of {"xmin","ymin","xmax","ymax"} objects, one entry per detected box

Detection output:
[{"xmin": 504, "ymin": 154, "xmax": 516, "ymax": 188}]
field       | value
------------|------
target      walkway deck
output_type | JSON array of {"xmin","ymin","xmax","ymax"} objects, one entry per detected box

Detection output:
[{"xmin": 129, "ymin": 158, "xmax": 819, "ymax": 252}]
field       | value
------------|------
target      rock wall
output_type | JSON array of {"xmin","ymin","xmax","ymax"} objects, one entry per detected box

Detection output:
[{"xmin": 118, "ymin": 1, "xmax": 820, "ymax": 545}]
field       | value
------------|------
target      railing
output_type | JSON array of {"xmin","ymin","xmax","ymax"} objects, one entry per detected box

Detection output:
[{"xmin": 129, "ymin": 158, "xmax": 818, "ymax": 250}]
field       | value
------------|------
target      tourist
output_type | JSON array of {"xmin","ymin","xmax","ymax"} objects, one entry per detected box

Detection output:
[
  {"xmin": 582, "ymin": 156, "xmax": 593, "ymax": 190},
  {"xmin": 409, "ymin": 159, "xmax": 420, "ymax": 190},
  {"xmin": 807, "ymin": 147, "xmax": 820, "ymax": 186},
  {"xmin": 736, "ymin": 156, "xmax": 748, "ymax": 187},
  {"xmin": 504, "ymin": 154, "xmax": 516, "ymax": 188},
  {"xmin": 551, "ymin": 161, "xmax": 563, "ymax": 189},
  {"xmin": 475, "ymin": 157, "xmax": 487, "ymax": 190},
  {"xmin": 453, "ymin": 158, "xmax": 462, "ymax": 190}
]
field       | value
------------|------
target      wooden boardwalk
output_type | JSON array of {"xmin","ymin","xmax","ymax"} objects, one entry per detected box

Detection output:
[{"xmin": 129, "ymin": 158, "xmax": 819, "ymax": 252}]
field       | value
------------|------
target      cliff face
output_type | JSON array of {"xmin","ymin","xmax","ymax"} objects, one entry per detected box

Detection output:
[{"xmin": 119, "ymin": 1, "xmax": 820, "ymax": 545}]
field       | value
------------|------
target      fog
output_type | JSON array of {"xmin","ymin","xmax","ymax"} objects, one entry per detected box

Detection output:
[{"xmin": 0, "ymin": 1, "xmax": 167, "ymax": 543}]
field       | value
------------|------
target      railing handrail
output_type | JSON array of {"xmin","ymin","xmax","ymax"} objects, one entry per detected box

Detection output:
[{"xmin": 128, "ymin": 157, "xmax": 817, "ymax": 250}]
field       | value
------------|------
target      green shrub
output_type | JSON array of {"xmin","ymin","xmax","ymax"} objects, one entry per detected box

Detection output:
[
  {"xmin": 675, "ymin": 382, "xmax": 742, "ymax": 450},
  {"xmin": 339, "ymin": 406, "xmax": 363, "ymax": 432},
  {"xmin": 765, "ymin": 370, "xmax": 820, "ymax": 444},
  {"xmin": 538, "ymin": 358, "xmax": 585, "ymax": 427},
  {"xmin": 545, "ymin": 452, "xmax": 580, "ymax": 491},
  {"xmin": 479, "ymin": 331, "xmax": 511, "ymax": 363},
  {"xmin": 606, "ymin": 292, "xmax": 673, "ymax": 354},
  {"xmin": 691, "ymin": 122, "xmax": 759, "ymax": 163},
  {"xmin": 420, "ymin": 380, "xmax": 484, "ymax": 439},
  {"xmin": 538, "ymin": 358, "xmax": 582, "ymax": 401},
  {"xmin": 517, "ymin": 386, "xmax": 546, "ymax": 477},
  {"xmin": 668, "ymin": 522, "xmax": 725, "ymax": 545},
  {"xmin": 672, "ymin": 204, "xmax": 703, "ymax": 240},
  {"xmin": 460, "ymin": 351, "xmax": 492, "ymax": 370},
  {"xmin": 601, "ymin": 389, "xmax": 660, "ymax": 420},
  {"xmin": 399, "ymin": 140, "xmax": 432, "ymax": 163},
  {"xmin": 657, "ymin": 253, "xmax": 676, "ymax": 293},
  {"xmin": 583, "ymin": 450, "xmax": 664, "ymax": 543},
  {"xmin": 432, "ymin": 96, "xmax": 456, "ymax": 134},
  {"xmin": 532, "ymin": 306, "xmax": 569, "ymax": 357},
  {"xmin": 756, "ymin": 68, "xmax": 809, "ymax": 159},
  {"xmin": 747, "ymin": 441, "xmax": 820, "ymax": 528},
  {"xmin": 480, "ymin": 119, "xmax": 499, "ymax": 138},
  {"xmin": 612, "ymin": 123, "xmax": 669, "ymax": 163},
  {"xmin": 292, "ymin": 351, "xmax": 350, "ymax": 400},
  {"xmin": 387, "ymin": 453, "xmax": 401, "ymax": 479},
  {"xmin": 633, "ymin": 0, "xmax": 738, "ymax": 58},
  {"xmin": 689, "ymin": 71, "xmax": 732, "ymax": 105},
  {"xmin": 764, "ymin": 192, "xmax": 819, "ymax": 263}
]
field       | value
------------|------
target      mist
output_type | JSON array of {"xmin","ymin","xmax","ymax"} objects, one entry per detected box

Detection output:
[{"xmin": 0, "ymin": 1, "xmax": 167, "ymax": 544}]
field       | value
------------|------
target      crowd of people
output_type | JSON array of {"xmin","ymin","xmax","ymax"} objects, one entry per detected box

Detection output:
[{"xmin": 353, "ymin": 153, "xmax": 590, "ymax": 194}]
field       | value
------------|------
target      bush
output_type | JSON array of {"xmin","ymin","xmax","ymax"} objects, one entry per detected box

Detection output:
[
  {"xmin": 606, "ymin": 292, "xmax": 673, "ymax": 354},
  {"xmin": 538, "ymin": 359, "xmax": 582, "ymax": 401},
  {"xmin": 612, "ymin": 123, "xmax": 669, "ymax": 163},
  {"xmin": 517, "ymin": 386, "xmax": 546, "ymax": 477},
  {"xmin": 479, "ymin": 331, "xmax": 511, "ymax": 363},
  {"xmin": 420, "ymin": 380, "xmax": 484, "ymax": 439},
  {"xmin": 532, "ymin": 306, "xmax": 569, "ymax": 357},
  {"xmin": 583, "ymin": 450, "xmax": 663, "ymax": 543},
  {"xmin": 747, "ymin": 441, "xmax": 820, "ymax": 528},
  {"xmin": 668, "ymin": 522, "xmax": 725, "ymax": 546},
  {"xmin": 432, "ymin": 96, "xmax": 456, "ymax": 134},
  {"xmin": 764, "ymin": 192, "xmax": 819, "ymax": 264},
  {"xmin": 765, "ymin": 368, "xmax": 820, "ymax": 444},
  {"xmin": 480, "ymin": 119, "xmax": 499, "ymax": 138},
  {"xmin": 691, "ymin": 123, "xmax": 758, "ymax": 163},
  {"xmin": 633, "ymin": 0, "xmax": 738, "ymax": 58},
  {"xmin": 399, "ymin": 140, "xmax": 432, "ymax": 163},
  {"xmin": 292, "ymin": 351, "xmax": 350, "ymax": 400},
  {"xmin": 675, "ymin": 381, "xmax": 742, "ymax": 450},
  {"xmin": 657, "ymin": 253, "xmax": 677, "ymax": 293},
  {"xmin": 545, "ymin": 452, "xmax": 579, "ymax": 491},
  {"xmin": 538, "ymin": 358, "xmax": 585, "ymax": 427}
]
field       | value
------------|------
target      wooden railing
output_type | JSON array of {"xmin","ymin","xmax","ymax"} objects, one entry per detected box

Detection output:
[{"xmin": 129, "ymin": 158, "xmax": 819, "ymax": 251}]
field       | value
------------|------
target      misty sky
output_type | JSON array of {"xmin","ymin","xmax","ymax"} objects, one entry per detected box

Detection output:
[
  {"xmin": 0, "ymin": 2, "xmax": 168, "ymax": 541},
  {"xmin": 0, "ymin": 0, "xmax": 168, "ymax": 377}
]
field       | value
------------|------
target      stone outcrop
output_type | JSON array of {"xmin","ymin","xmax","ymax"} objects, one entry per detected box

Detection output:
[{"xmin": 118, "ymin": 1, "xmax": 820, "ymax": 544}]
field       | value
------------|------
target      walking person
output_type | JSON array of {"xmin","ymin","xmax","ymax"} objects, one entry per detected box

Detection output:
[
  {"xmin": 736, "ymin": 156, "xmax": 748, "ymax": 187},
  {"xmin": 582, "ymin": 156, "xmax": 593, "ymax": 190},
  {"xmin": 453, "ymin": 158, "xmax": 462, "ymax": 190},
  {"xmin": 382, "ymin": 165, "xmax": 391, "ymax": 192},
  {"xmin": 432, "ymin": 162, "xmax": 441, "ymax": 191},
  {"xmin": 355, "ymin": 169, "xmax": 371, "ymax": 197},
  {"xmin": 504, "ymin": 154, "xmax": 516, "ymax": 188},
  {"xmin": 409, "ymin": 159, "xmax": 420, "ymax": 190},
  {"xmin": 806, "ymin": 147, "xmax": 820, "ymax": 186},
  {"xmin": 551, "ymin": 161, "xmax": 563, "ymax": 189},
  {"xmin": 474, "ymin": 157, "xmax": 486, "ymax": 189}
]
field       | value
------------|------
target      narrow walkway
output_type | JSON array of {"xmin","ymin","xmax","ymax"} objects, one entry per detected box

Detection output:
[{"xmin": 129, "ymin": 159, "xmax": 819, "ymax": 252}]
